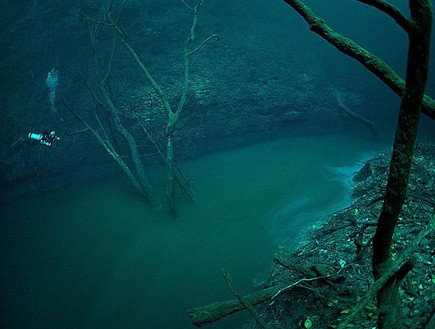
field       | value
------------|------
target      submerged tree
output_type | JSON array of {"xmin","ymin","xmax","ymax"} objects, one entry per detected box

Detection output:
[
  {"xmin": 67, "ymin": 0, "xmax": 217, "ymax": 215},
  {"xmin": 187, "ymin": 0, "xmax": 433, "ymax": 327},
  {"xmin": 283, "ymin": 0, "xmax": 432, "ymax": 328},
  {"xmin": 371, "ymin": 2, "xmax": 432, "ymax": 327}
]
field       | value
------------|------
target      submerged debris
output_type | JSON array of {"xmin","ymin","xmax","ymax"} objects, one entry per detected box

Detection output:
[
  {"xmin": 251, "ymin": 143, "xmax": 435, "ymax": 328},
  {"xmin": 188, "ymin": 144, "xmax": 435, "ymax": 329}
]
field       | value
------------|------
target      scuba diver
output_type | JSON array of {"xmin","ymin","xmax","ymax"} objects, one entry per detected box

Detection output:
[
  {"xmin": 28, "ymin": 131, "xmax": 61, "ymax": 147},
  {"xmin": 11, "ymin": 131, "xmax": 61, "ymax": 148}
]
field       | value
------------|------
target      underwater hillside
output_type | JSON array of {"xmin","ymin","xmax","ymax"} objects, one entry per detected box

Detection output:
[{"xmin": 1, "ymin": 1, "xmax": 434, "ymax": 328}]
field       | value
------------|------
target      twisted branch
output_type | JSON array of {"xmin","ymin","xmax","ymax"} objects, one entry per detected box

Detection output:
[
  {"xmin": 355, "ymin": 0, "xmax": 412, "ymax": 32},
  {"xmin": 282, "ymin": 0, "xmax": 435, "ymax": 120}
]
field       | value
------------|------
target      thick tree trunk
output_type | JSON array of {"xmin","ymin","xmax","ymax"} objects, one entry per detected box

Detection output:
[
  {"xmin": 371, "ymin": 1, "xmax": 432, "ymax": 328},
  {"xmin": 166, "ymin": 133, "xmax": 177, "ymax": 217}
]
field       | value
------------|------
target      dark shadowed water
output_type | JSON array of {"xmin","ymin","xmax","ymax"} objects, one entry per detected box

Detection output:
[{"xmin": 0, "ymin": 135, "xmax": 383, "ymax": 329}]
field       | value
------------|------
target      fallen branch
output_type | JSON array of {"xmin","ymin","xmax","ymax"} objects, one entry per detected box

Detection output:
[
  {"xmin": 187, "ymin": 283, "xmax": 287, "ymax": 327},
  {"xmin": 334, "ymin": 90, "xmax": 380, "ymax": 139},
  {"xmin": 282, "ymin": 0, "xmax": 435, "ymax": 120},
  {"xmin": 337, "ymin": 214, "xmax": 435, "ymax": 329},
  {"xmin": 221, "ymin": 269, "xmax": 270, "ymax": 329},
  {"xmin": 188, "ymin": 262, "xmax": 348, "ymax": 327},
  {"xmin": 355, "ymin": 0, "xmax": 412, "ymax": 32},
  {"xmin": 271, "ymin": 264, "xmax": 348, "ymax": 299},
  {"xmin": 66, "ymin": 128, "xmax": 90, "ymax": 136},
  {"xmin": 424, "ymin": 307, "xmax": 435, "ymax": 329},
  {"xmin": 188, "ymin": 215, "xmax": 435, "ymax": 328},
  {"xmin": 273, "ymin": 255, "xmax": 315, "ymax": 278}
]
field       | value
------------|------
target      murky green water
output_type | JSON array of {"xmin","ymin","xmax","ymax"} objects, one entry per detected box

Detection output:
[{"xmin": 0, "ymin": 135, "xmax": 382, "ymax": 329}]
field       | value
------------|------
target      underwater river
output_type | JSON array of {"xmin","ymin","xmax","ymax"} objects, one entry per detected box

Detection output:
[{"xmin": 0, "ymin": 135, "xmax": 383, "ymax": 329}]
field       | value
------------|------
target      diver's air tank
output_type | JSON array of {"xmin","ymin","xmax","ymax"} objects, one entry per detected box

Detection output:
[{"xmin": 28, "ymin": 133, "xmax": 42, "ymax": 141}]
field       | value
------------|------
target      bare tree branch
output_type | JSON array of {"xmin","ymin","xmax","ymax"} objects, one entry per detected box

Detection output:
[
  {"xmin": 355, "ymin": 0, "xmax": 413, "ymax": 32},
  {"xmin": 339, "ymin": 214, "xmax": 435, "ymax": 329},
  {"xmin": 222, "ymin": 269, "xmax": 271, "ymax": 329},
  {"xmin": 282, "ymin": 0, "xmax": 435, "ymax": 120},
  {"xmin": 189, "ymin": 34, "xmax": 220, "ymax": 56}
]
